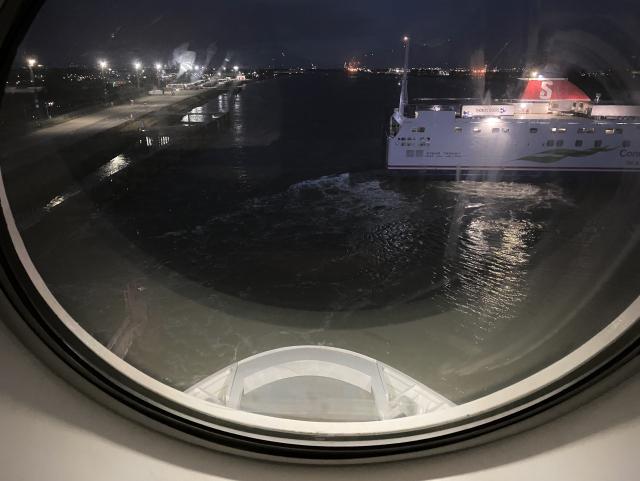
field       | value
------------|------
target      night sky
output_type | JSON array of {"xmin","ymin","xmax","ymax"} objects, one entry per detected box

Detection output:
[{"xmin": 14, "ymin": 0, "xmax": 640, "ymax": 72}]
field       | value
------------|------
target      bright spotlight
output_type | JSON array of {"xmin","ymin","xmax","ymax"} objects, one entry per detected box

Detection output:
[
  {"xmin": 27, "ymin": 59, "xmax": 36, "ymax": 67},
  {"xmin": 156, "ymin": 63, "xmax": 162, "ymax": 70},
  {"xmin": 100, "ymin": 61, "xmax": 107, "ymax": 68},
  {"xmin": 135, "ymin": 62, "xmax": 141, "ymax": 69},
  {"xmin": 404, "ymin": 36, "xmax": 409, "ymax": 41}
]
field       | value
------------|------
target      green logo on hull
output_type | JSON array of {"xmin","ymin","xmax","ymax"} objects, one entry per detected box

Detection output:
[{"xmin": 515, "ymin": 146, "xmax": 617, "ymax": 164}]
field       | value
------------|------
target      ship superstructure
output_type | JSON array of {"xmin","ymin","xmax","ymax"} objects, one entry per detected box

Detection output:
[{"xmin": 387, "ymin": 39, "xmax": 640, "ymax": 178}]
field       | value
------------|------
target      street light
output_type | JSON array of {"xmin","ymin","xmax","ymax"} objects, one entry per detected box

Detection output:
[
  {"xmin": 27, "ymin": 59, "xmax": 39, "ymax": 119},
  {"xmin": 156, "ymin": 64, "xmax": 163, "ymax": 89},
  {"xmin": 134, "ymin": 62, "xmax": 141, "ymax": 88},
  {"xmin": 45, "ymin": 101, "xmax": 54, "ymax": 119},
  {"xmin": 99, "ymin": 61, "xmax": 107, "ymax": 101}
]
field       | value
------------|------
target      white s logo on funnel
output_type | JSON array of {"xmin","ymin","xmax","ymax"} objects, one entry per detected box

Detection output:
[{"xmin": 540, "ymin": 81, "xmax": 554, "ymax": 100}]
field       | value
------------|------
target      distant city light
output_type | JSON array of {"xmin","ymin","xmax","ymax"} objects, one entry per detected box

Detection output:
[
  {"xmin": 27, "ymin": 59, "xmax": 36, "ymax": 67},
  {"xmin": 532, "ymin": 70, "xmax": 538, "ymax": 77},
  {"xmin": 135, "ymin": 62, "xmax": 141, "ymax": 69},
  {"xmin": 100, "ymin": 61, "xmax": 107, "ymax": 68},
  {"xmin": 233, "ymin": 66, "xmax": 239, "ymax": 71},
  {"xmin": 404, "ymin": 36, "xmax": 409, "ymax": 41},
  {"xmin": 156, "ymin": 63, "xmax": 162, "ymax": 70}
]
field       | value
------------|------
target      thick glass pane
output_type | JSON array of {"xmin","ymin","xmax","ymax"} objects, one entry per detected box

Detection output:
[{"xmin": 2, "ymin": 0, "xmax": 640, "ymax": 429}]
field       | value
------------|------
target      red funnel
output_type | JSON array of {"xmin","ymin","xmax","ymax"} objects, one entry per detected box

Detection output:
[{"xmin": 520, "ymin": 78, "xmax": 590, "ymax": 101}]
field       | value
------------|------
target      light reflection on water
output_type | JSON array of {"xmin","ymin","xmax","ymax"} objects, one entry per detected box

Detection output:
[
  {"xmin": 143, "ymin": 173, "xmax": 570, "ymax": 319},
  {"xmin": 181, "ymin": 93, "xmax": 231, "ymax": 124},
  {"xmin": 46, "ymin": 154, "xmax": 131, "ymax": 210}
]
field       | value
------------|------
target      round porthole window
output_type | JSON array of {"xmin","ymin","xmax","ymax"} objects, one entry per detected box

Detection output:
[{"xmin": 1, "ymin": 0, "xmax": 640, "ymax": 461}]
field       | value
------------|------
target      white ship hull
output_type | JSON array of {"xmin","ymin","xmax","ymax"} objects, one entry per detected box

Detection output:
[
  {"xmin": 387, "ymin": 110, "xmax": 640, "ymax": 177},
  {"xmin": 387, "ymin": 38, "xmax": 640, "ymax": 178}
]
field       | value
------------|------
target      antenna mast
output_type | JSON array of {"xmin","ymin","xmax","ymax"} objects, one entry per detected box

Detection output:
[{"xmin": 399, "ymin": 36, "xmax": 410, "ymax": 114}]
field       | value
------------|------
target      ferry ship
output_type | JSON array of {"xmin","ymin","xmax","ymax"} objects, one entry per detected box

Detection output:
[{"xmin": 387, "ymin": 39, "xmax": 640, "ymax": 178}]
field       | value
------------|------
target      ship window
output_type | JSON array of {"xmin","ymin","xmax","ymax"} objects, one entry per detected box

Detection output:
[
  {"xmin": 577, "ymin": 128, "xmax": 586, "ymax": 134},
  {"xmin": 547, "ymin": 140, "xmax": 555, "ymax": 147},
  {"xmin": 616, "ymin": 129, "xmax": 624, "ymax": 134},
  {"xmin": 558, "ymin": 128, "xmax": 566, "ymax": 133},
  {"xmin": 576, "ymin": 140, "xmax": 583, "ymax": 147},
  {"xmin": 492, "ymin": 128, "xmax": 500, "ymax": 133},
  {"xmin": 6, "ymin": 0, "xmax": 640, "ymax": 460},
  {"xmin": 595, "ymin": 140, "xmax": 603, "ymax": 147},
  {"xmin": 573, "ymin": 102, "xmax": 577, "ymax": 108},
  {"xmin": 502, "ymin": 128, "xmax": 510, "ymax": 133},
  {"xmin": 551, "ymin": 128, "xmax": 557, "ymax": 132},
  {"xmin": 624, "ymin": 141, "xmax": 632, "ymax": 147},
  {"xmin": 606, "ymin": 129, "xmax": 615, "ymax": 134},
  {"xmin": 473, "ymin": 128, "xmax": 481, "ymax": 133},
  {"xmin": 587, "ymin": 128, "xmax": 595, "ymax": 134}
]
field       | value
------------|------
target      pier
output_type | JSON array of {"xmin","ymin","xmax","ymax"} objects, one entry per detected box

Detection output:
[{"xmin": 2, "ymin": 83, "xmax": 238, "ymax": 229}]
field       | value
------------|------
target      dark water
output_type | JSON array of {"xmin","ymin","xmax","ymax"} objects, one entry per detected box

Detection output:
[{"xmin": 19, "ymin": 73, "xmax": 640, "ymax": 403}]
